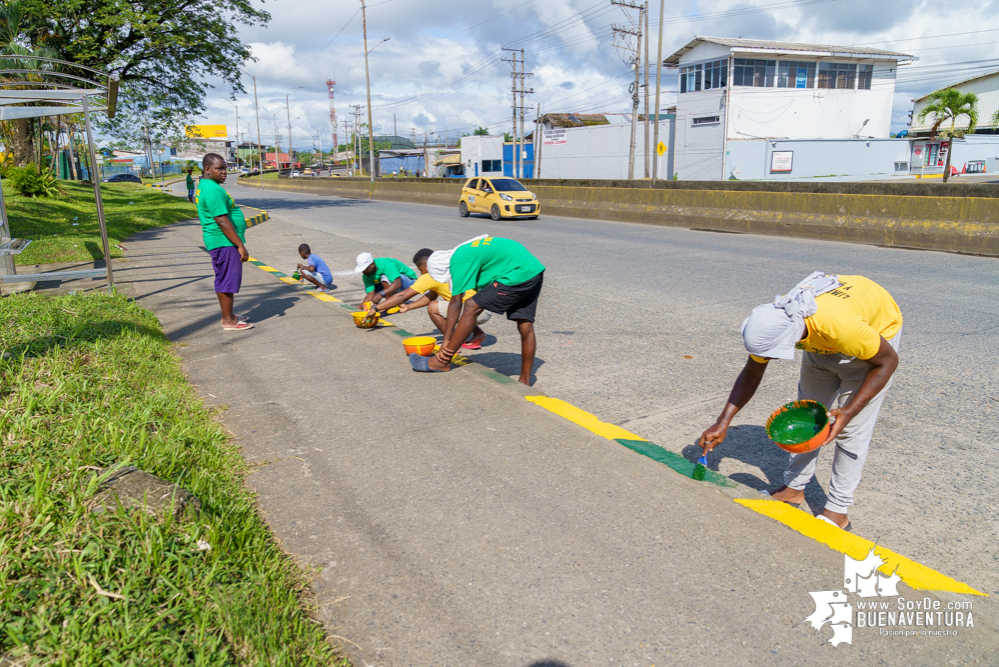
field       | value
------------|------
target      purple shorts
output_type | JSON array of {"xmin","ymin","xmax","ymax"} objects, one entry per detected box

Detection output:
[{"xmin": 209, "ymin": 245, "xmax": 243, "ymax": 294}]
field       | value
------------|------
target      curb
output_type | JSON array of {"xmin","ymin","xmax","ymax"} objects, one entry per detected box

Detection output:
[{"xmin": 243, "ymin": 206, "xmax": 269, "ymax": 228}]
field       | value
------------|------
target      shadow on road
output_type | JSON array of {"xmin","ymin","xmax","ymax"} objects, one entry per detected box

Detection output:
[{"xmin": 681, "ymin": 425, "xmax": 830, "ymax": 514}]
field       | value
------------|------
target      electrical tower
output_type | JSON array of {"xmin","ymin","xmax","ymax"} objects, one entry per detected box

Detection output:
[
  {"xmin": 501, "ymin": 47, "xmax": 533, "ymax": 179},
  {"xmin": 327, "ymin": 79, "xmax": 338, "ymax": 164}
]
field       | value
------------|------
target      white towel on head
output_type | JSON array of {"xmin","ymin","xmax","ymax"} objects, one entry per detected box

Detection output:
[
  {"xmin": 741, "ymin": 271, "xmax": 840, "ymax": 360},
  {"xmin": 427, "ymin": 234, "xmax": 490, "ymax": 285}
]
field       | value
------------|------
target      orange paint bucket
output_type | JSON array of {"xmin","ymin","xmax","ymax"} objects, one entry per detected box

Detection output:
[
  {"xmin": 765, "ymin": 400, "xmax": 831, "ymax": 454},
  {"xmin": 403, "ymin": 336, "xmax": 436, "ymax": 356}
]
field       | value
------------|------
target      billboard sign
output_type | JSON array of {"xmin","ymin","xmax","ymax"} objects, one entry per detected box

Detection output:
[
  {"xmin": 543, "ymin": 128, "xmax": 567, "ymax": 146},
  {"xmin": 185, "ymin": 124, "xmax": 227, "ymax": 138}
]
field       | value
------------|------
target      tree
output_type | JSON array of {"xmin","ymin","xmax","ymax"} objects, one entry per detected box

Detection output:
[
  {"xmin": 16, "ymin": 0, "xmax": 270, "ymax": 148},
  {"xmin": 916, "ymin": 88, "xmax": 979, "ymax": 183},
  {"xmin": 473, "ymin": 126, "xmax": 489, "ymax": 136}
]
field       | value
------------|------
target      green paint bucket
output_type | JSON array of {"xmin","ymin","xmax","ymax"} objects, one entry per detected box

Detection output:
[
  {"xmin": 765, "ymin": 399, "xmax": 831, "ymax": 454},
  {"xmin": 292, "ymin": 271, "xmax": 301, "ymax": 281}
]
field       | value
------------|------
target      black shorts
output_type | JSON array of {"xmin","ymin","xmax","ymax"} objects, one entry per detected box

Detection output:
[{"xmin": 470, "ymin": 271, "xmax": 544, "ymax": 323}]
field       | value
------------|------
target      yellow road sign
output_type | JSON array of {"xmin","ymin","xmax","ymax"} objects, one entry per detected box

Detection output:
[{"xmin": 656, "ymin": 141, "xmax": 667, "ymax": 156}]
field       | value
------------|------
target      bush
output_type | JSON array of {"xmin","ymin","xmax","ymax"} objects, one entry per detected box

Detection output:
[{"xmin": 7, "ymin": 164, "xmax": 60, "ymax": 198}]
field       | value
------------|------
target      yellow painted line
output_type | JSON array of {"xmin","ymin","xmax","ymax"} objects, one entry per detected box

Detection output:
[
  {"xmin": 279, "ymin": 276, "xmax": 299, "ymax": 285},
  {"xmin": 736, "ymin": 499, "xmax": 986, "ymax": 596},
  {"xmin": 311, "ymin": 292, "xmax": 341, "ymax": 302},
  {"xmin": 525, "ymin": 396, "xmax": 647, "ymax": 441}
]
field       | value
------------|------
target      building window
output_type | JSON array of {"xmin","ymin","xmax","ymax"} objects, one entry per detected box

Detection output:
[
  {"xmin": 857, "ymin": 64, "xmax": 874, "ymax": 90},
  {"xmin": 482, "ymin": 159, "xmax": 501, "ymax": 172},
  {"xmin": 733, "ymin": 58, "xmax": 776, "ymax": 87},
  {"xmin": 818, "ymin": 62, "xmax": 857, "ymax": 89},
  {"xmin": 702, "ymin": 59, "xmax": 727, "ymax": 90},
  {"xmin": 776, "ymin": 61, "xmax": 816, "ymax": 89},
  {"xmin": 692, "ymin": 116, "xmax": 720, "ymax": 125},
  {"xmin": 680, "ymin": 64, "xmax": 702, "ymax": 93}
]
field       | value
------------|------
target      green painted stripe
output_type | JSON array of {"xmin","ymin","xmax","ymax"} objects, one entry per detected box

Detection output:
[
  {"xmin": 392, "ymin": 329, "xmax": 412, "ymax": 337},
  {"xmin": 249, "ymin": 260, "xmax": 266, "ymax": 267},
  {"xmin": 615, "ymin": 439, "xmax": 738, "ymax": 487},
  {"xmin": 483, "ymin": 370, "xmax": 515, "ymax": 384}
]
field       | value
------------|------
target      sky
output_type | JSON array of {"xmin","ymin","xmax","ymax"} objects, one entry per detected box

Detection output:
[{"xmin": 196, "ymin": 0, "xmax": 999, "ymax": 151}]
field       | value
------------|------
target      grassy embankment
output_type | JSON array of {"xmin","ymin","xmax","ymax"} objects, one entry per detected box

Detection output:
[
  {"xmin": 0, "ymin": 292, "xmax": 350, "ymax": 665},
  {"xmin": 6, "ymin": 180, "xmax": 196, "ymax": 266}
]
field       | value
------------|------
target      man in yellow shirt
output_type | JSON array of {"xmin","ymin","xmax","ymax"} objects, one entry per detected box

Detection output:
[
  {"xmin": 369, "ymin": 248, "xmax": 490, "ymax": 348},
  {"xmin": 699, "ymin": 272, "xmax": 903, "ymax": 532}
]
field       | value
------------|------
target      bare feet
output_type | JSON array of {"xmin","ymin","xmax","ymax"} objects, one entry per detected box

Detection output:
[
  {"xmin": 428, "ymin": 356, "xmax": 451, "ymax": 372},
  {"xmin": 768, "ymin": 485, "xmax": 805, "ymax": 505},
  {"xmin": 819, "ymin": 509, "xmax": 850, "ymax": 528}
]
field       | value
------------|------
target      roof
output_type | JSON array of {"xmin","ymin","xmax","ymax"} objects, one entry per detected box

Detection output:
[
  {"xmin": 912, "ymin": 69, "xmax": 999, "ymax": 102},
  {"xmin": 540, "ymin": 112, "xmax": 654, "ymax": 128},
  {"xmin": 664, "ymin": 36, "xmax": 916, "ymax": 65}
]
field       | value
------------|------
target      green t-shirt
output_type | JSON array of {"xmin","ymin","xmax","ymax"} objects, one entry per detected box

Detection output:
[
  {"xmin": 362, "ymin": 257, "xmax": 417, "ymax": 293},
  {"xmin": 196, "ymin": 178, "xmax": 246, "ymax": 250},
  {"xmin": 450, "ymin": 237, "xmax": 544, "ymax": 294},
  {"xmin": 186, "ymin": 173, "xmax": 195, "ymax": 189}
]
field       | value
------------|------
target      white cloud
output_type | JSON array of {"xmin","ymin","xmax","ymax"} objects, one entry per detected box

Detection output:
[{"xmin": 192, "ymin": 0, "xmax": 999, "ymax": 149}]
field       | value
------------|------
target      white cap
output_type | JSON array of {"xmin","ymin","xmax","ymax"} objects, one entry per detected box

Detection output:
[{"xmin": 354, "ymin": 252, "xmax": 374, "ymax": 273}]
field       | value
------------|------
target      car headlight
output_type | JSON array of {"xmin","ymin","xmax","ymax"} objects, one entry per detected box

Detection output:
[
  {"xmin": 529, "ymin": 192, "xmax": 535, "ymax": 199},
  {"xmin": 499, "ymin": 193, "xmax": 513, "ymax": 201}
]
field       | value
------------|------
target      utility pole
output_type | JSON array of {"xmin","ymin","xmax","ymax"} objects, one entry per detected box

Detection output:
[
  {"xmin": 643, "ymin": 1, "xmax": 650, "ymax": 178},
  {"xmin": 423, "ymin": 131, "xmax": 428, "ymax": 178},
  {"xmin": 612, "ymin": 0, "xmax": 644, "ymax": 180},
  {"xmin": 535, "ymin": 103, "xmax": 543, "ymax": 179},
  {"xmin": 501, "ymin": 48, "xmax": 533, "ymax": 179},
  {"xmin": 360, "ymin": 0, "xmax": 375, "ymax": 181},
  {"xmin": 252, "ymin": 74, "xmax": 264, "ymax": 188},
  {"xmin": 222, "ymin": 98, "xmax": 239, "ymax": 169},
  {"xmin": 394, "ymin": 112, "xmax": 397, "ymax": 138},
  {"xmin": 350, "ymin": 105, "xmax": 363, "ymax": 174},
  {"xmin": 341, "ymin": 119, "xmax": 351, "ymax": 171},
  {"xmin": 652, "ymin": 0, "xmax": 665, "ymax": 184},
  {"xmin": 327, "ymin": 79, "xmax": 338, "ymax": 165},
  {"xmin": 287, "ymin": 86, "xmax": 302, "ymax": 174},
  {"xmin": 519, "ymin": 50, "xmax": 534, "ymax": 178}
]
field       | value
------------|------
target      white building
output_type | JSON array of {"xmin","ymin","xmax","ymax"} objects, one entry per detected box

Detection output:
[
  {"xmin": 459, "ymin": 135, "xmax": 504, "ymax": 178},
  {"xmin": 909, "ymin": 70, "xmax": 999, "ymax": 137},
  {"xmin": 665, "ymin": 37, "xmax": 915, "ymax": 180}
]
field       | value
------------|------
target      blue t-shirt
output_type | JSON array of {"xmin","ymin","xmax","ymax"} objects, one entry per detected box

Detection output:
[{"xmin": 306, "ymin": 253, "xmax": 332, "ymax": 284}]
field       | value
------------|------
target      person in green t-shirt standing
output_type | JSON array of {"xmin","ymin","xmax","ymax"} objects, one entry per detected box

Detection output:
[
  {"xmin": 196, "ymin": 153, "xmax": 252, "ymax": 331},
  {"xmin": 412, "ymin": 235, "xmax": 544, "ymax": 385},
  {"xmin": 185, "ymin": 167, "xmax": 196, "ymax": 202}
]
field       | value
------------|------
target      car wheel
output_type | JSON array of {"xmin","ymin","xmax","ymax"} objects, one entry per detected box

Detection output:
[
  {"xmin": 459, "ymin": 201, "xmax": 470, "ymax": 217},
  {"xmin": 490, "ymin": 204, "xmax": 502, "ymax": 221}
]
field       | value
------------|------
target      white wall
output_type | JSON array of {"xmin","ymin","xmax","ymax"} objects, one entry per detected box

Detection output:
[
  {"xmin": 460, "ymin": 136, "xmax": 504, "ymax": 177},
  {"xmin": 728, "ymin": 62, "xmax": 896, "ymax": 140},
  {"xmin": 674, "ymin": 89, "xmax": 727, "ymax": 181},
  {"xmin": 725, "ymin": 138, "xmax": 910, "ymax": 180},
  {"xmin": 537, "ymin": 120, "xmax": 673, "ymax": 180}
]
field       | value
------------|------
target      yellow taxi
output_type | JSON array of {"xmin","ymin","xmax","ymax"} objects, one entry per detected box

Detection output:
[{"xmin": 458, "ymin": 176, "xmax": 540, "ymax": 221}]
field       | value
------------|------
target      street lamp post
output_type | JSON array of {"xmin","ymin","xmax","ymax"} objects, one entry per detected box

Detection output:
[{"xmin": 221, "ymin": 98, "xmax": 239, "ymax": 168}]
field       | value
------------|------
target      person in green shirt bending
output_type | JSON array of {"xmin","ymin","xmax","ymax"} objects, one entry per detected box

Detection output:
[
  {"xmin": 196, "ymin": 153, "xmax": 252, "ymax": 331},
  {"xmin": 412, "ymin": 235, "xmax": 544, "ymax": 385},
  {"xmin": 354, "ymin": 252, "xmax": 417, "ymax": 306},
  {"xmin": 185, "ymin": 167, "xmax": 196, "ymax": 202}
]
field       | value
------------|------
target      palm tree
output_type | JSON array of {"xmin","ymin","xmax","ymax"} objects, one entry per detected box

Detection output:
[
  {"xmin": 916, "ymin": 88, "xmax": 979, "ymax": 183},
  {"xmin": 473, "ymin": 126, "xmax": 489, "ymax": 136}
]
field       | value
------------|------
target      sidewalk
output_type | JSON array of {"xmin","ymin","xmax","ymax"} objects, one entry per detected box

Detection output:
[{"xmin": 116, "ymin": 212, "xmax": 997, "ymax": 666}]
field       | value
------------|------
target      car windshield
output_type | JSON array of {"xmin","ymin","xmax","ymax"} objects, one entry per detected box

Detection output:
[{"xmin": 489, "ymin": 178, "xmax": 528, "ymax": 192}]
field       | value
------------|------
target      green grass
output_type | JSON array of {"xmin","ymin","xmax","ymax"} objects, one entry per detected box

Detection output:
[
  {"xmin": 0, "ymin": 292, "xmax": 350, "ymax": 666},
  {"xmin": 6, "ymin": 181, "xmax": 197, "ymax": 266}
]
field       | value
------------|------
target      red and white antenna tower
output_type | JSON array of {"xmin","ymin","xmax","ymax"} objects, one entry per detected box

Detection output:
[{"xmin": 326, "ymin": 78, "xmax": 337, "ymax": 163}]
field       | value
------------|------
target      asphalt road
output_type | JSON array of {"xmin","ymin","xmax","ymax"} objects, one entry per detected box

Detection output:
[{"xmin": 218, "ymin": 179, "xmax": 999, "ymax": 601}]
